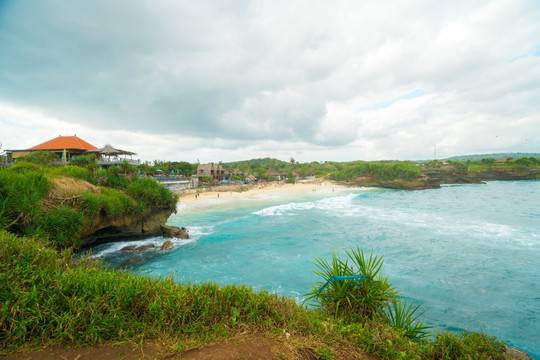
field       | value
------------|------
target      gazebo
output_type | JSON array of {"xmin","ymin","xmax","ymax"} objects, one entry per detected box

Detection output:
[{"xmin": 85, "ymin": 144, "xmax": 139, "ymax": 166}]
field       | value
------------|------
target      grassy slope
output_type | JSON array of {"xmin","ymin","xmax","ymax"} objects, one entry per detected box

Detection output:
[{"xmin": 0, "ymin": 231, "xmax": 507, "ymax": 359}]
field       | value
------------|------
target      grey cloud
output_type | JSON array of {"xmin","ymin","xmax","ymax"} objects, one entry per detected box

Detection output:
[{"xmin": 1, "ymin": 0, "xmax": 539, "ymax": 160}]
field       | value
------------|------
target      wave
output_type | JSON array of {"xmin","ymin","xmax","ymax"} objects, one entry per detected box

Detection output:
[{"xmin": 253, "ymin": 193, "xmax": 358, "ymax": 217}]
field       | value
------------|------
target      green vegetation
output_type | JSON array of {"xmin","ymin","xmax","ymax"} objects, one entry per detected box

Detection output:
[
  {"xmin": 446, "ymin": 152, "xmax": 540, "ymax": 162},
  {"xmin": 0, "ymin": 156, "xmax": 512, "ymax": 358},
  {"xmin": 305, "ymin": 247, "xmax": 430, "ymax": 341},
  {"xmin": 0, "ymin": 230, "xmax": 317, "ymax": 351},
  {"xmin": 15, "ymin": 150, "xmax": 62, "ymax": 166},
  {"xmin": 0, "ymin": 232, "xmax": 507, "ymax": 358},
  {"xmin": 0, "ymin": 161, "xmax": 177, "ymax": 248},
  {"xmin": 327, "ymin": 161, "xmax": 422, "ymax": 181}
]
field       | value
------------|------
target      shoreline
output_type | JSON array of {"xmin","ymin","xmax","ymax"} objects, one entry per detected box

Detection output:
[{"xmin": 176, "ymin": 180, "xmax": 345, "ymax": 204}]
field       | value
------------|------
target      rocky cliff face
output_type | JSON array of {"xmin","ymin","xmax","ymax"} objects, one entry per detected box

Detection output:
[
  {"xmin": 342, "ymin": 168, "xmax": 538, "ymax": 191},
  {"xmin": 79, "ymin": 206, "xmax": 178, "ymax": 247},
  {"xmin": 471, "ymin": 169, "xmax": 540, "ymax": 181},
  {"xmin": 347, "ymin": 175, "xmax": 442, "ymax": 190},
  {"xmin": 45, "ymin": 176, "xmax": 188, "ymax": 247}
]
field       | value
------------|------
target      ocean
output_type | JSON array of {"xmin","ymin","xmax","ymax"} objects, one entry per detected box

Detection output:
[{"xmin": 90, "ymin": 180, "xmax": 540, "ymax": 358}]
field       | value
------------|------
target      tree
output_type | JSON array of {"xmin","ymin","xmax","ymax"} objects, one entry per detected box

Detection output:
[{"xmin": 290, "ymin": 157, "xmax": 296, "ymax": 168}]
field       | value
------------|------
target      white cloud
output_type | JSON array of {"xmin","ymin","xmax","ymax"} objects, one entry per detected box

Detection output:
[{"xmin": 0, "ymin": 0, "xmax": 539, "ymax": 162}]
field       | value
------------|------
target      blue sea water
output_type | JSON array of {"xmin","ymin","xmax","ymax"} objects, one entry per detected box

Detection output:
[{"xmin": 90, "ymin": 181, "xmax": 540, "ymax": 358}]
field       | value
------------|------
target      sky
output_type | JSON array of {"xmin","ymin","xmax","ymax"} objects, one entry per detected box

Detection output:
[{"xmin": 0, "ymin": 0, "xmax": 539, "ymax": 164}]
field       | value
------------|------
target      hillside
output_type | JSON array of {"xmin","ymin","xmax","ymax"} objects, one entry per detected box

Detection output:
[{"xmin": 446, "ymin": 152, "xmax": 540, "ymax": 161}]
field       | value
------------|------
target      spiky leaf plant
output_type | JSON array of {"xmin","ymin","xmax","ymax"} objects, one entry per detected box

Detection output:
[
  {"xmin": 386, "ymin": 297, "xmax": 431, "ymax": 341},
  {"xmin": 305, "ymin": 246, "xmax": 396, "ymax": 322}
]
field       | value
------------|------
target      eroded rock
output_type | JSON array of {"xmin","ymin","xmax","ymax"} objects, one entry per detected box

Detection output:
[
  {"xmin": 159, "ymin": 240, "xmax": 174, "ymax": 251},
  {"xmin": 161, "ymin": 225, "xmax": 189, "ymax": 239},
  {"xmin": 505, "ymin": 347, "xmax": 533, "ymax": 360},
  {"xmin": 135, "ymin": 244, "xmax": 155, "ymax": 252}
]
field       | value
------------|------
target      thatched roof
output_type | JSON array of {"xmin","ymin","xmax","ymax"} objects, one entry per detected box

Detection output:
[{"xmin": 85, "ymin": 144, "xmax": 136, "ymax": 156}]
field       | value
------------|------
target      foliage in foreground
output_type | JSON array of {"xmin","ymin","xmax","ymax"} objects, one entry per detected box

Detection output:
[
  {"xmin": 0, "ymin": 232, "xmax": 507, "ymax": 359},
  {"xmin": 305, "ymin": 247, "xmax": 431, "ymax": 341},
  {"xmin": 0, "ymin": 230, "xmax": 317, "ymax": 351}
]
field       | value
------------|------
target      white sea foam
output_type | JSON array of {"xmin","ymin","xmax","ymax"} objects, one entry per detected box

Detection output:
[
  {"xmin": 89, "ymin": 236, "xmax": 195, "ymax": 258},
  {"xmin": 187, "ymin": 225, "xmax": 214, "ymax": 238},
  {"xmin": 253, "ymin": 193, "xmax": 357, "ymax": 217}
]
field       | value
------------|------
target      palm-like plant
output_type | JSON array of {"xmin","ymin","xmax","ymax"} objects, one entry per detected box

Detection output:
[
  {"xmin": 386, "ymin": 297, "xmax": 431, "ymax": 341},
  {"xmin": 305, "ymin": 246, "xmax": 395, "ymax": 321},
  {"xmin": 305, "ymin": 246, "xmax": 431, "ymax": 341}
]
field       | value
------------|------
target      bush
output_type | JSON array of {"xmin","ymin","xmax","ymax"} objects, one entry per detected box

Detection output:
[
  {"xmin": 17, "ymin": 151, "xmax": 61, "ymax": 167},
  {"xmin": 422, "ymin": 331, "xmax": 506, "ymax": 359},
  {"xmin": 79, "ymin": 188, "xmax": 138, "ymax": 217},
  {"xmin": 54, "ymin": 165, "xmax": 97, "ymax": 184},
  {"xmin": 0, "ymin": 167, "xmax": 50, "ymax": 232},
  {"xmin": 306, "ymin": 247, "xmax": 430, "ymax": 341},
  {"xmin": 126, "ymin": 177, "xmax": 178, "ymax": 212},
  {"xmin": 27, "ymin": 205, "xmax": 84, "ymax": 248}
]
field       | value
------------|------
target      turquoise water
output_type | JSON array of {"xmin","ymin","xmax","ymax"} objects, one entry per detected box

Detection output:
[{"xmin": 91, "ymin": 181, "xmax": 540, "ymax": 358}]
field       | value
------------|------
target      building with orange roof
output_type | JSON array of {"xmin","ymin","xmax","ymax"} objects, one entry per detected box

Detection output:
[{"xmin": 6, "ymin": 135, "xmax": 97, "ymax": 163}]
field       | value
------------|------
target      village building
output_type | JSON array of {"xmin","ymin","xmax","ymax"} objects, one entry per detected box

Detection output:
[
  {"xmin": 4, "ymin": 135, "xmax": 139, "ymax": 167},
  {"xmin": 197, "ymin": 163, "xmax": 227, "ymax": 183},
  {"xmin": 6, "ymin": 135, "xmax": 98, "ymax": 164}
]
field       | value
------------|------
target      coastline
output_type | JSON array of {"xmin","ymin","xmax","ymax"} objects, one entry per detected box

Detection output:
[{"xmin": 176, "ymin": 180, "xmax": 345, "ymax": 204}]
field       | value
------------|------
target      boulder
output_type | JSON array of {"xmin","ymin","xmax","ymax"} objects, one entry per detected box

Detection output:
[
  {"xmin": 505, "ymin": 347, "xmax": 533, "ymax": 360},
  {"xmin": 135, "ymin": 244, "xmax": 155, "ymax": 252},
  {"xmin": 120, "ymin": 245, "xmax": 137, "ymax": 251},
  {"xmin": 159, "ymin": 240, "xmax": 174, "ymax": 251},
  {"xmin": 161, "ymin": 225, "xmax": 189, "ymax": 239}
]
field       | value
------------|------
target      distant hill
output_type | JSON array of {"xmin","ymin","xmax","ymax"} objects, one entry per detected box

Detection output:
[
  {"xmin": 446, "ymin": 153, "xmax": 540, "ymax": 162},
  {"xmin": 222, "ymin": 157, "xmax": 288, "ymax": 169}
]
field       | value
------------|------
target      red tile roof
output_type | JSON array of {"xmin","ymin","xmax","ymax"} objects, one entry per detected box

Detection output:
[{"xmin": 29, "ymin": 135, "xmax": 97, "ymax": 151}]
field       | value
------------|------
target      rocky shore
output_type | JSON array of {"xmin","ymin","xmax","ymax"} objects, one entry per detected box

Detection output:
[{"xmin": 344, "ymin": 168, "xmax": 539, "ymax": 190}]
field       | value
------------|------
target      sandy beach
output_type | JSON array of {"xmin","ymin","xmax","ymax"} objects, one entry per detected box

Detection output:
[{"xmin": 176, "ymin": 180, "xmax": 345, "ymax": 204}]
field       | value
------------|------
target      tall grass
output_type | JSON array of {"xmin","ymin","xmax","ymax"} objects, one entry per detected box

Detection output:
[{"xmin": 0, "ymin": 231, "xmax": 319, "ymax": 351}]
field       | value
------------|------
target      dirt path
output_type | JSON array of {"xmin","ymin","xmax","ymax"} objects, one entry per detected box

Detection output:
[{"xmin": 3, "ymin": 332, "xmax": 376, "ymax": 360}]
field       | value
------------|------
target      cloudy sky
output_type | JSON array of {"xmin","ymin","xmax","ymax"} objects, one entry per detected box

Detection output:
[{"xmin": 1, "ymin": 0, "xmax": 539, "ymax": 163}]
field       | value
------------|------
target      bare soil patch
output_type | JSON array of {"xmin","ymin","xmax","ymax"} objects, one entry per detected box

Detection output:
[{"xmin": 3, "ymin": 332, "xmax": 376, "ymax": 360}]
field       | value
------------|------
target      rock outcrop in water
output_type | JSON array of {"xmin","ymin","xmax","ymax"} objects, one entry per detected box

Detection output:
[{"xmin": 344, "ymin": 168, "xmax": 538, "ymax": 190}]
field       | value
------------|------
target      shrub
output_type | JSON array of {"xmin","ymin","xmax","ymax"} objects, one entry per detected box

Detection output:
[
  {"xmin": 306, "ymin": 246, "xmax": 430, "ymax": 341},
  {"xmin": 79, "ymin": 188, "xmax": 137, "ymax": 217},
  {"xmin": 27, "ymin": 205, "xmax": 84, "ymax": 248},
  {"xmin": 422, "ymin": 331, "xmax": 506, "ymax": 359},
  {"xmin": 126, "ymin": 177, "xmax": 178, "ymax": 212},
  {"xmin": 16, "ymin": 151, "xmax": 61, "ymax": 167},
  {"xmin": 54, "ymin": 165, "xmax": 97, "ymax": 184}
]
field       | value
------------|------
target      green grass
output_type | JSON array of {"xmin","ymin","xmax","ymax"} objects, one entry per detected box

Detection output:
[{"xmin": 0, "ymin": 231, "xmax": 508, "ymax": 359}]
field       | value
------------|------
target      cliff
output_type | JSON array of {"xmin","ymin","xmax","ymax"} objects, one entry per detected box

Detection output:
[
  {"xmin": 345, "ymin": 175, "xmax": 441, "ymax": 190},
  {"xmin": 46, "ymin": 176, "xmax": 188, "ymax": 248},
  {"xmin": 343, "ymin": 168, "xmax": 538, "ymax": 191},
  {"xmin": 78, "ymin": 206, "xmax": 188, "ymax": 247}
]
